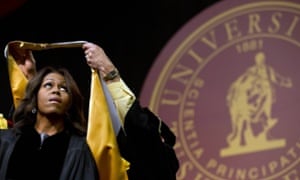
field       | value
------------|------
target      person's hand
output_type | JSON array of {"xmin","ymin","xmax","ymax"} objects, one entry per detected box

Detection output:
[
  {"xmin": 83, "ymin": 42, "xmax": 120, "ymax": 82},
  {"xmin": 10, "ymin": 47, "xmax": 36, "ymax": 80}
]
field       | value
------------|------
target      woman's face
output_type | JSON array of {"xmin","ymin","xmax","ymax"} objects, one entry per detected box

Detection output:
[{"xmin": 37, "ymin": 72, "xmax": 71, "ymax": 117}]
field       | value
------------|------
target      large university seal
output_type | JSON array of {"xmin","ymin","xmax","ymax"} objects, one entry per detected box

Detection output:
[{"xmin": 140, "ymin": 0, "xmax": 300, "ymax": 179}]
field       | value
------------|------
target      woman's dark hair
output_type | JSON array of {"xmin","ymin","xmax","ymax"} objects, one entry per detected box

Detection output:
[{"xmin": 13, "ymin": 66, "xmax": 87, "ymax": 135}]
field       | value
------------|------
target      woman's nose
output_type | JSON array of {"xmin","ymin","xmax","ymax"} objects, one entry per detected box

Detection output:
[{"xmin": 51, "ymin": 86, "xmax": 61, "ymax": 94}]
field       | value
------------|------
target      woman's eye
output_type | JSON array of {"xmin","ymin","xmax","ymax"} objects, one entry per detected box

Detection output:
[
  {"xmin": 44, "ymin": 82, "xmax": 52, "ymax": 88},
  {"xmin": 59, "ymin": 86, "xmax": 68, "ymax": 92}
]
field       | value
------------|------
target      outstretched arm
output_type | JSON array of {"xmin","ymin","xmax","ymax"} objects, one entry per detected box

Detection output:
[
  {"xmin": 82, "ymin": 42, "xmax": 136, "ymax": 124},
  {"xmin": 82, "ymin": 42, "xmax": 179, "ymax": 180}
]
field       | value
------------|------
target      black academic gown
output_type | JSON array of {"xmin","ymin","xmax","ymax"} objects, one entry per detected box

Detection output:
[
  {"xmin": 0, "ymin": 129, "xmax": 99, "ymax": 180},
  {"xmin": 118, "ymin": 100, "xmax": 179, "ymax": 180},
  {"xmin": 0, "ymin": 100, "xmax": 178, "ymax": 180}
]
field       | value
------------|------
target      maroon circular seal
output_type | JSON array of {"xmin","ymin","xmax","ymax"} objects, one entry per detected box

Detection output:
[{"xmin": 140, "ymin": 0, "xmax": 300, "ymax": 179}]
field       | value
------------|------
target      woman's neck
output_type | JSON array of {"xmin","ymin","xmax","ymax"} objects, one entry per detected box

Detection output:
[{"xmin": 35, "ymin": 114, "xmax": 64, "ymax": 136}]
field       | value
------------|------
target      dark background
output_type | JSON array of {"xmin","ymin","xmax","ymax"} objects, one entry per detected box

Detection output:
[{"xmin": 0, "ymin": 0, "xmax": 221, "ymax": 117}]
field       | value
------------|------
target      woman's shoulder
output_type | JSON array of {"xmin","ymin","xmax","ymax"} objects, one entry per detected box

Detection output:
[
  {"xmin": 0, "ymin": 128, "xmax": 14, "ymax": 134},
  {"xmin": 0, "ymin": 128, "xmax": 17, "ymax": 141}
]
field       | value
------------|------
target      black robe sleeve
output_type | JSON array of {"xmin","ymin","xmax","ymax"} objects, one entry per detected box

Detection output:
[{"xmin": 117, "ymin": 100, "xmax": 179, "ymax": 180}]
